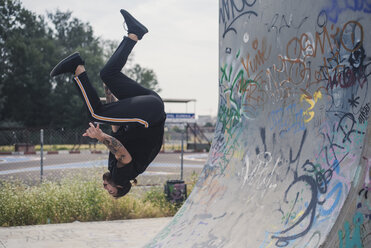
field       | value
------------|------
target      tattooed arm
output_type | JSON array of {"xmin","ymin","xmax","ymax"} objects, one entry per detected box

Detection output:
[
  {"xmin": 103, "ymin": 83, "xmax": 120, "ymax": 133},
  {"xmin": 83, "ymin": 122, "xmax": 132, "ymax": 167}
]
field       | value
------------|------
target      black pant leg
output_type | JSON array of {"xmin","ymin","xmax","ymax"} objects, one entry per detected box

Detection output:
[
  {"xmin": 74, "ymin": 72, "xmax": 164, "ymax": 127},
  {"xmin": 73, "ymin": 72, "xmax": 103, "ymax": 119}
]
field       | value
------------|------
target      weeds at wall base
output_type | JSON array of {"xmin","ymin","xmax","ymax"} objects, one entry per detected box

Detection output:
[{"xmin": 0, "ymin": 176, "xmax": 186, "ymax": 227}]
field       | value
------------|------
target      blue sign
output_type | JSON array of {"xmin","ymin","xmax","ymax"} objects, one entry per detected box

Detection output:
[{"xmin": 166, "ymin": 113, "xmax": 196, "ymax": 123}]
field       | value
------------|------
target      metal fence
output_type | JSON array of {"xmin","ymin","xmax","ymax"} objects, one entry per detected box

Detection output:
[
  {"xmin": 0, "ymin": 125, "xmax": 213, "ymax": 186},
  {"xmin": 0, "ymin": 128, "xmax": 91, "ymax": 151}
]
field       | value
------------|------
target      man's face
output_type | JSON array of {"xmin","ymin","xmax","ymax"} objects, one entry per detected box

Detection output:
[{"xmin": 103, "ymin": 179, "xmax": 118, "ymax": 196}]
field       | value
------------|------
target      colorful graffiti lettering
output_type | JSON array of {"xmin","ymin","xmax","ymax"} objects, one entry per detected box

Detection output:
[
  {"xmin": 322, "ymin": 0, "xmax": 371, "ymax": 23},
  {"xmin": 300, "ymin": 90, "xmax": 323, "ymax": 123},
  {"xmin": 358, "ymin": 103, "xmax": 370, "ymax": 123},
  {"xmin": 269, "ymin": 103, "xmax": 305, "ymax": 135},
  {"xmin": 338, "ymin": 212, "xmax": 364, "ymax": 248},
  {"xmin": 148, "ymin": 1, "xmax": 371, "ymax": 247},
  {"xmin": 241, "ymin": 37, "xmax": 271, "ymax": 78},
  {"xmin": 219, "ymin": 0, "xmax": 258, "ymax": 38},
  {"xmin": 265, "ymin": 13, "xmax": 309, "ymax": 36}
]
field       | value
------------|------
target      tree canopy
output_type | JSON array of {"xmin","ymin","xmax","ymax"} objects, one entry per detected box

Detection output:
[
  {"xmin": 126, "ymin": 64, "xmax": 161, "ymax": 93},
  {"xmin": 0, "ymin": 0, "xmax": 161, "ymax": 128}
]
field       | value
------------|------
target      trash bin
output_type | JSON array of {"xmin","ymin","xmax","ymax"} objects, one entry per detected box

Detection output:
[{"xmin": 164, "ymin": 180, "xmax": 187, "ymax": 203}]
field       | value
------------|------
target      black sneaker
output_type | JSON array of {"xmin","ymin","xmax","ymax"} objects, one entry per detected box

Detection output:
[
  {"xmin": 120, "ymin": 9, "xmax": 148, "ymax": 40},
  {"xmin": 50, "ymin": 52, "xmax": 85, "ymax": 77}
]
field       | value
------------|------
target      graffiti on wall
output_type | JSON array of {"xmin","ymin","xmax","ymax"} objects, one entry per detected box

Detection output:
[
  {"xmin": 216, "ymin": 0, "xmax": 371, "ymax": 247},
  {"xmin": 145, "ymin": 1, "xmax": 370, "ymax": 247}
]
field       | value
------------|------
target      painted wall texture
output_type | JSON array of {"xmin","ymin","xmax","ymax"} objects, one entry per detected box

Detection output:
[{"xmin": 146, "ymin": 0, "xmax": 371, "ymax": 247}]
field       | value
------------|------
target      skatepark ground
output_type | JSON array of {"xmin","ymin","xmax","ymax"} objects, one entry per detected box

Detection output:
[
  {"xmin": 0, "ymin": 152, "xmax": 205, "ymax": 248},
  {"xmin": 0, "ymin": 217, "xmax": 172, "ymax": 248}
]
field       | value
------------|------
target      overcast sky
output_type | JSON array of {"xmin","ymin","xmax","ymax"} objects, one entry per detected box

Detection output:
[{"xmin": 21, "ymin": 0, "xmax": 219, "ymax": 117}]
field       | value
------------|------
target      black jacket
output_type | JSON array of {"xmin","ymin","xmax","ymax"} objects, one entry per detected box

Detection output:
[{"xmin": 108, "ymin": 120, "xmax": 165, "ymax": 186}]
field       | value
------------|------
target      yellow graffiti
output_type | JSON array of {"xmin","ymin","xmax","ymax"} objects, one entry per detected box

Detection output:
[
  {"xmin": 262, "ymin": 240, "xmax": 276, "ymax": 248},
  {"xmin": 300, "ymin": 90, "xmax": 322, "ymax": 123},
  {"xmin": 292, "ymin": 210, "xmax": 305, "ymax": 222}
]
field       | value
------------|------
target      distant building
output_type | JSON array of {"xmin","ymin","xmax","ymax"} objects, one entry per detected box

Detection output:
[{"xmin": 197, "ymin": 115, "xmax": 217, "ymax": 127}]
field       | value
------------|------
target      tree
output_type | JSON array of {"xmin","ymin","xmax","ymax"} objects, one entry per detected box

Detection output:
[
  {"xmin": 0, "ymin": 1, "xmax": 160, "ymax": 128},
  {"xmin": 204, "ymin": 122, "xmax": 215, "ymax": 128},
  {"xmin": 0, "ymin": 0, "xmax": 55, "ymax": 126},
  {"xmin": 126, "ymin": 64, "xmax": 161, "ymax": 93},
  {"xmin": 0, "ymin": 0, "xmax": 105, "ymax": 128},
  {"xmin": 47, "ymin": 10, "xmax": 104, "ymax": 128},
  {"xmin": 101, "ymin": 39, "xmax": 119, "ymax": 61}
]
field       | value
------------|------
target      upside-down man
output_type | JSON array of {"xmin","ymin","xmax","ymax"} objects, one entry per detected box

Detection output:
[{"xmin": 50, "ymin": 9, "xmax": 166, "ymax": 198}]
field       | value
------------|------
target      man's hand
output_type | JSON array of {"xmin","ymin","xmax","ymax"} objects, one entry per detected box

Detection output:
[
  {"xmin": 83, "ymin": 122, "xmax": 132, "ymax": 165},
  {"xmin": 83, "ymin": 122, "xmax": 104, "ymax": 141}
]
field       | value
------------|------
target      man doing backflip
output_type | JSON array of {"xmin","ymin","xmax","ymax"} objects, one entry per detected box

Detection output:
[{"xmin": 50, "ymin": 9, "xmax": 166, "ymax": 198}]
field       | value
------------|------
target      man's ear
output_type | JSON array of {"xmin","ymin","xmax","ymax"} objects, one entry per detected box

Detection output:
[{"xmin": 116, "ymin": 185, "xmax": 124, "ymax": 189}]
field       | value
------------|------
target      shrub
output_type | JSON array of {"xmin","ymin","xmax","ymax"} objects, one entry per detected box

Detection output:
[
  {"xmin": 143, "ymin": 187, "xmax": 181, "ymax": 216},
  {"xmin": 0, "ymin": 177, "xmax": 182, "ymax": 227}
]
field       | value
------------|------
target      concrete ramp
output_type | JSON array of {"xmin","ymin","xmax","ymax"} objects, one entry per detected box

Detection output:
[{"xmin": 146, "ymin": 0, "xmax": 371, "ymax": 247}]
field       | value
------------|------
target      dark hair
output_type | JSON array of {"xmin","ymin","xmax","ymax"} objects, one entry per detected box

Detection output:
[
  {"xmin": 103, "ymin": 172, "xmax": 137, "ymax": 198},
  {"xmin": 114, "ymin": 180, "xmax": 132, "ymax": 198},
  {"xmin": 102, "ymin": 172, "xmax": 114, "ymax": 184},
  {"xmin": 114, "ymin": 179, "xmax": 138, "ymax": 198}
]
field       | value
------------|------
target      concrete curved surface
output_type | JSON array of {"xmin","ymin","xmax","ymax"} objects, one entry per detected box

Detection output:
[{"xmin": 146, "ymin": 0, "xmax": 371, "ymax": 247}]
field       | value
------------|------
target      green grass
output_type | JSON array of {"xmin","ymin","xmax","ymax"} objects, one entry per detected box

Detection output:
[
  {"xmin": 0, "ymin": 176, "xmax": 190, "ymax": 227},
  {"xmin": 0, "ymin": 146, "xmax": 13, "ymax": 152}
]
